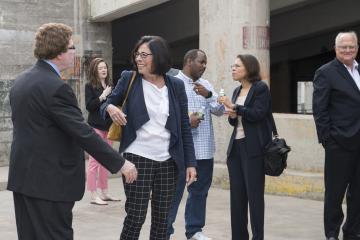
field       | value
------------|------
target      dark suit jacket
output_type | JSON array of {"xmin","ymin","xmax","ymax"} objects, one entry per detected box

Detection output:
[
  {"xmin": 227, "ymin": 80, "xmax": 272, "ymax": 157},
  {"xmin": 100, "ymin": 71, "xmax": 196, "ymax": 171},
  {"xmin": 313, "ymin": 58, "xmax": 360, "ymax": 150},
  {"xmin": 85, "ymin": 83, "xmax": 112, "ymax": 131},
  {"xmin": 7, "ymin": 60, "xmax": 124, "ymax": 202}
]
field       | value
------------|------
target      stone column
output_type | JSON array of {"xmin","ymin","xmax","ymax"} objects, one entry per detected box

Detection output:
[{"xmin": 199, "ymin": 0, "xmax": 270, "ymax": 163}]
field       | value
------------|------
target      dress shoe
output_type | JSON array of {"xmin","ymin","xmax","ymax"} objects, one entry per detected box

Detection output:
[
  {"xmin": 100, "ymin": 194, "xmax": 121, "ymax": 201},
  {"xmin": 343, "ymin": 234, "xmax": 360, "ymax": 240},
  {"xmin": 100, "ymin": 190, "xmax": 121, "ymax": 201},
  {"xmin": 90, "ymin": 196, "xmax": 108, "ymax": 205}
]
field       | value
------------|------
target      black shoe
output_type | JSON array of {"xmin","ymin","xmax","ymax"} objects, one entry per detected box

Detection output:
[
  {"xmin": 343, "ymin": 234, "xmax": 360, "ymax": 240},
  {"xmin": 326, "ymin": 237, "xmax": 338, "ymax": 240}
]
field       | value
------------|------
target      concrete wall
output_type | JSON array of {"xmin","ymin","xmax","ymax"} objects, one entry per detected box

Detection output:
[
  {"xmin": 0, "ymin": 0, "xmax": 75, "ymax": 166},
  {"xmin": 273, "ymin": 113, "xmax": 324, "ymax": 171},
  {"xmin": 0, "ymin": 0, "xmax": 113, "ymax": 166},
  {"xmin": 211, "ymin": 113, "xmax": 324, "ymax": 172},
  {"xmin": 90, "ymin": 0, "xmax": 169, "ymax": 22}
]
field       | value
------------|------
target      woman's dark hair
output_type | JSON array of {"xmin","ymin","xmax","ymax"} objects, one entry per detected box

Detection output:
[
  {"xmin": 237, "ymin": 54, "xmax": 261, "ymax": 83},
  {"xmin": 88, "ymin": 58, "xmax": 111, "ymax": 88},
  {"xmin": 131, "ymin": 36, "xmax": 172, "ymax": 75}
]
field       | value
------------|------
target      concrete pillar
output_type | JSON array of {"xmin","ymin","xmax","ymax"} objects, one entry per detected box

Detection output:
[{"xmin": 199, "ymin": 0, "xmax": 270, "ymax": 163}]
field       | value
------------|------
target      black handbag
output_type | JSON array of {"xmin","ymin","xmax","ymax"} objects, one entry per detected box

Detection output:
[{"xmin": 264, "ymin": 114, "xmax": 291, "ymax": 176}]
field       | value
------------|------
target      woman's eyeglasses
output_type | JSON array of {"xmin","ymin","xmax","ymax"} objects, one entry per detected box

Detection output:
[{"xmin": 134, "ymin": 52, "xmax": 152, "ymax": 59}]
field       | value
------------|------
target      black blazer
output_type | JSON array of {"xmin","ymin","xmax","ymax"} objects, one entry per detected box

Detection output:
[
  {"xmin": 85, "ymin": 83, "xmax": 112, "ymax": 131},
  {"xmin": 227, "ymin": 80, "xmax": 272, "ymax": 157},
  {"xmin": 7, "ymin": 60, "xmax": 124, "ymax": 202},
  {"xmin": 100, "ymin": 71, "xmax": 196, "ymax": 171},
  {"xmin": 313, "ymin": 58, "xmax": 360, "ymax": 150}
]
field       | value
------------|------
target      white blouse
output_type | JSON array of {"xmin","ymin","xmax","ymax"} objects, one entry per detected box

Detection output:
[
  {"xmin": 125, "ymin": 79, "xmax": 171, "ymax": 161},
  {"xmin": 235, "ymin": 95, "xmax": 247, "ymax": 139}
]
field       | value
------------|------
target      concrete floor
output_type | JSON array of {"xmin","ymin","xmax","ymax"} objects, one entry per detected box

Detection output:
[{"xmin": 0, "ymin": 177, "xmax": 334, "ymax": 240}]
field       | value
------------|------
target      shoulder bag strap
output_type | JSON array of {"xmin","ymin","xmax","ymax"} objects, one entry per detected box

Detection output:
[
  {"xmin": 121, "ymin": 71, "xmax": 136, "ymax": 107},
  {"xmin": 269, "ymin": 112, "xmax": 278, "ymax": 137}
]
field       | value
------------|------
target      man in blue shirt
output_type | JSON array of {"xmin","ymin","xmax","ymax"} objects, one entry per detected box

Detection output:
[{"xmin": 167, "ymin": 49, "xmax": 224, "ymax": 240}]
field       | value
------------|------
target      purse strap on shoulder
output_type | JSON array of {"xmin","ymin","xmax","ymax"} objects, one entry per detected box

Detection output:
[
  {"xmin": 121, "ymin": 71, "xmax": 136, "ymax": 107},
  {"xmin": 269, "ymin": 112, "xmax": 279, "ymax": 137}
]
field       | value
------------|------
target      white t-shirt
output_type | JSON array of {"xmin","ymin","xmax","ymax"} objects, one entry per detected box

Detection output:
[{"xmin": 125, "ymin": 79, "xmax": 171, "ymax": 161}]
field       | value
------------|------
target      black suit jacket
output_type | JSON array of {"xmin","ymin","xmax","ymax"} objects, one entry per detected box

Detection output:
[
  {"xmin": 100, "ymin": 71, "xmax": 196, "ymax": 172},
  {"xmin": 7, "ymin": 60, "xmax": 124, "ymax": 202},
  {"xmin": 313, "ymin": 58, "xmax": 360, "ymax": 150},
  {"xmin": 85, "ymin": 83, "xmax": 112, "ymax": 130},
  {"xmin": 227, "ymin": 80, "xmax": 272, "ymax": 157}
]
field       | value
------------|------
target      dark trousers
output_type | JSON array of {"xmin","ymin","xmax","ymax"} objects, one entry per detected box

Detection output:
[
  {"xmin": 120, "ymin": 153, "xmax": 177, "ymax": 240},
  {"xmin": 167, "ymin": 170, "xmax": 186, "ymax": 238},
  {"xmin": 227, "ymin": 139, "xmax": 265, "ymax": 240},
  {"xmin": 324, "ymin": 138, "xmax": 360, "ymax": 239},
  {"xmin": 167, "ymin": 159, "xmax": 213, "ymax": 239},
  {"xmin": 13, "ymin": 192, "xmax": 75, "ymax": 240}
]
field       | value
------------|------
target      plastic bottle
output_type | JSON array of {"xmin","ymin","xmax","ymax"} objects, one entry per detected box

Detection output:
[
  {"xmin": 219, "ymin": 88, "xmax": 225, "ymax": 97},
  {"xmin": 197, "ymin": 106, "xmax": 206, "ymax": 120}
]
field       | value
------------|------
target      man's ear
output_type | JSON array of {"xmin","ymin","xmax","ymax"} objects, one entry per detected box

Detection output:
[{"xmin": 186, "ymin": 58, "xmax": 193, "ymax": 66}]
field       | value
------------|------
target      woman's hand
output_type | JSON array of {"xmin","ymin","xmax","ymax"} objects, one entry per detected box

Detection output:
[
  {"xmin": 99, "ymin": 86, "xmax": 112, "ymax": 101},
  {"xmin": 186, "ymin": 167, "xmax": 197, "ymax": 186},
  {"xmin": 106, "ymin": 104, "xmax": 127, "ymax": 126},
  {"xmin": 225, "ymin": 107, "xmax": 237, "ymax": 119},
  {"xmin": 218, "ymin": 96, "xmax": 234, "ymax": 109}
]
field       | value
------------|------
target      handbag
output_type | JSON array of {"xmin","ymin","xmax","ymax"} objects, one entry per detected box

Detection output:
[
  {"xmin": 107, "ymin": 71, "xmax": 136, "ymax": 141},
  {"xmin": 264, "ymin": 113, "xmax": 291, "ymax": 176}
]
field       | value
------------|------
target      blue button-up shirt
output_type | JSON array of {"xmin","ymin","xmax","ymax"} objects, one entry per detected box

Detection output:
[
  {"xmin": 175, "ymin": 71, "xmax": 225, "ymax": 160},
  {"xmin": 44, "ymin": 60, "xmax": 61, "ymax": 76}
]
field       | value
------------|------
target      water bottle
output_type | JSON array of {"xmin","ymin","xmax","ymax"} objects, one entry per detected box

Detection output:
[
  {"xmin": 219, "ymin": 88, "xmax": 225, "ymax": 97},
  {"xmin": 197, "ymin": 106, "xmax": 206, "ymax": 120}
]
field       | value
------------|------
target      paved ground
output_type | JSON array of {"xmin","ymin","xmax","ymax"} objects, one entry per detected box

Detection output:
[{"xmin": 0, "ymin": 175, "xmax": 334, "ymax": 240}]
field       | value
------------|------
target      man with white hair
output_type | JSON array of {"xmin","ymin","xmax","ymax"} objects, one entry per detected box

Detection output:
[{"xmin": 313, "ymin": 31, "xmax": 360, "ymax": 240}]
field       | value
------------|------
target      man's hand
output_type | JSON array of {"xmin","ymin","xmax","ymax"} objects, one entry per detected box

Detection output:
[
  {"xmin": 107, "ymin": 104, "xmax": 127, "ymax": 126},
  {"xmin": 120, "ymin": 160, "xmax": 137, "ymax": 183},
  {"xmin": 186, "ymin": 167, "xmax": 197, "ymax": 186},
  {"xmin": 193, "ymin": 82, "xmax": 210, "ymax": 98},
  {"xmin": 189, "ymin": 112, "xmax": 201, "ymax": 128}
]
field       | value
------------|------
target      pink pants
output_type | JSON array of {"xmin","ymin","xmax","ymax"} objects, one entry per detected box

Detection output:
[{"xmin": 86, "ymin": 128, "xmax": 112, "ymax": 192}]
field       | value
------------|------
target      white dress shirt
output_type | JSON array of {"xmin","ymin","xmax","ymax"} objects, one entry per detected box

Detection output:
[{"xmin": 344, "ymin": 60, "xmax": 360, "ymax": 90}]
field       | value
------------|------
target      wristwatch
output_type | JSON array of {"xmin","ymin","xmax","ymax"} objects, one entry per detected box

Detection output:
[{"xmin": 205, "ymin": 91, "xmax": 212, "ymax": 99}]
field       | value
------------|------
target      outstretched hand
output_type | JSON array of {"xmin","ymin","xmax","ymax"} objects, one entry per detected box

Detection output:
[{"xmin": 120, "ymin": 160, "xmax": 137, "ymax": 183}]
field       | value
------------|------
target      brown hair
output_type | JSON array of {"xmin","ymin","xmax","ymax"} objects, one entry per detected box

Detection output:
[
  {"xmin": 88, "ymin": 58, "xmax": 111, "ymax": 88},
  {"xmin": 237, "ymin": 54, "xmax": 261, "ymax": 83},
  {"xmin": 33, "ymin": 23, "xmax": 73, "ymax": 60}
]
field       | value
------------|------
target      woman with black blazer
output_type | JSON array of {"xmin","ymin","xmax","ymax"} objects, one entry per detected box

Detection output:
[
  {"xmin": 85, "ymin": 58, "xmax": 120, "ymax": 205},
  {"xmin": 219, "ymin": 54, "xmax": 272, "ymax": 240},
  {"xmin": 100, "ymin": 36, "xmax": 197, "ymax": 240}
]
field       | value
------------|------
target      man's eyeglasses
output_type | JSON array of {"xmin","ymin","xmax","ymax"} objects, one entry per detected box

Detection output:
[
  {"xmin": 336, "ymin": 45, "xmax": 358, "ymax": 51},
  {"xmin": 134, "ymin": 52, "xmax": 152, "ymax": 59},
  {"xmin": 68, "ymin": 46, "xmax": 76, "ymax": 50}
]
